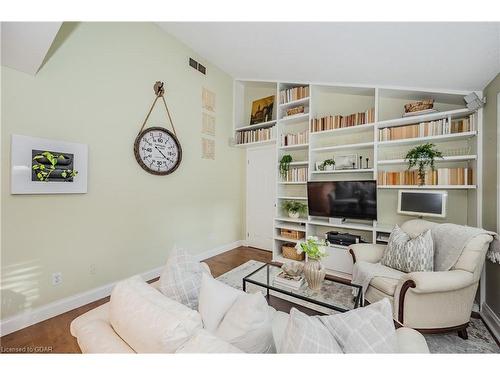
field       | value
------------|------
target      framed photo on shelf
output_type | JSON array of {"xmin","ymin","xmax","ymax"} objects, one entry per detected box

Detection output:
[
  {"xmin": 250, "ymin": 95, "xmax": 274, "ymax": 125},
  {"xmin": 335, "ymin": 154, "xmax": 358, "ymax": 170}
]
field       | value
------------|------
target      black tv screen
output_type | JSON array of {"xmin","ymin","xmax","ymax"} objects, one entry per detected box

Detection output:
[{"xmin": 307, "ymin": 180, "xmax": 377, "ymax": 220}]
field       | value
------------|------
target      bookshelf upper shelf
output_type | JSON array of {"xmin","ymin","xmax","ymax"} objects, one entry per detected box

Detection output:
[
  {"xmin": 376, "ymin": 108, "xmax": 474, "ymax": 129},
  {"xmin": 378, "ymin": 131, "xmax": 476, "ymax": 147},
  {"xmin": 236, "ymin": 119, "xmax": 277, "ymax": 131}
]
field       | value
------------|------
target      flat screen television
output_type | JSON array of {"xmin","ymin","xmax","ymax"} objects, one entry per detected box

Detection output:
[
  {"xmin": 307, "ymin": 180, "xmax": 377, "ymax": 220},
  {"xmin": 398, "ymin": 190, "xmax": 447, "ymax": 218}
]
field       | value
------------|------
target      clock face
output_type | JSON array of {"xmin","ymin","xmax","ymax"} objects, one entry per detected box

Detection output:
[{"xmin": 134, "ymin": 127, "xmax": 182, "ymax": 175}]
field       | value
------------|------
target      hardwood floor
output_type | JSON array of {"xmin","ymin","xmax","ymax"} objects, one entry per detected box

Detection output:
[{"xmin": 0, "ymin": 246, "xmax": 273, "ymax": 354}]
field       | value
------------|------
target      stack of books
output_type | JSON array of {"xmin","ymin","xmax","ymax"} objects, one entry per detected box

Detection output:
[
  {"xmin": 274, "ymin": 271, "xmax": 305, "ymax": 290},
  {"xmin": 282, "ymin": 166, "xmax": 308, "ymax": 182},
  {"xmin": 281, "ymin": 130, "xmax": 309, "ymax": 146},
  {"xmin": 378, "ymin": 167, "xmax": 473, "ymax": 186},
  {"xmin": 236, "ymin": 126, "xmax": 275, "ymax": 145},
  {"xmin": 310, "ymin": 108, "xmax": 375, "ymax": 132},
  {"xmin": 280, "ymin": 86, "xmax": 309, "ymax": 104},
  {"xmin": 378, "ymin": 115, "xmax": 476, "ymax": 142}
]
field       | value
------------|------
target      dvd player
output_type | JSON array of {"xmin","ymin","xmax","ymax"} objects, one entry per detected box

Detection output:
[{"xmin": 326, "ymin": 231, "xmax": 364, "ymax": 246}]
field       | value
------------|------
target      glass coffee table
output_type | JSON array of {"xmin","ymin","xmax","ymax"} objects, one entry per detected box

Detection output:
[{"xmin": 243, "ymin": 263, "xmax": 363, "ymax": 313}]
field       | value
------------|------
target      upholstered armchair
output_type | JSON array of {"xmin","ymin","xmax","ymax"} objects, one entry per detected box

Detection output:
[{"xmin": 348, "ymin": 219, "xmax": 493, "ymax": 339}]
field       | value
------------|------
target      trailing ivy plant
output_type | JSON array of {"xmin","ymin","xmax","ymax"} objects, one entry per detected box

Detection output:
[
  {"xmin": 32, "ymin": 151, "xmax": 78, "ymax": 182},
  {"xmin": 405, "ymin": 143, "xmax": 443, "ymax": 185},
  {"xmin": 279, "ymin": 154, "xmax": 293, "ymax": 179}
]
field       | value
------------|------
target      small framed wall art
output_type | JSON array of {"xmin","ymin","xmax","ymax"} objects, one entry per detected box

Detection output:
[{"xmin": 11, "ymin": 134, "xmax": 88, "ymax": 194}]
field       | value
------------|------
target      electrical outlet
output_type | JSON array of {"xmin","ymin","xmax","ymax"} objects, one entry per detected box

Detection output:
[
  {"xmin": 52, "ymin": 272, "xmax": 62, "ymax": 286},
  {"xmin": 89, "ymin": 263, "xmax": 96, "ymax": 275}
]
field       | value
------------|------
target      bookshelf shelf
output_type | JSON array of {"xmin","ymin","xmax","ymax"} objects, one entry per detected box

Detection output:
[
  {"xmin": 377, "ymin": 185, "xmax": 477, "ymax": 190},
  {"xmin": 273, "ymin": 236, "xmax": 301, "ymax": 243},
  {"xmin": 280, "ymin": 113, "xmax": 310, "ymax": 124},
  {"xmin": 234, "ymin": 139, "xmax": 276, "ymax": 148},
  {"xmin": 277, "ymin": 196, "xmax": 308, "ymax": 200},
  {"xmin": 235, "ymin": 120, "xmax": 277, "ymax": 132},
  {"xmin": 312, "ymin": 141, "xmax": 374, "ymax": 153},
  {"xmin": 275, "ymin": 217, "xmax": 309, "ymax": 224},
  {"xmin": 310, "ymin": 123, "xmax": 375, "ymax": 136},
  {"xmin": 274, "ymin": 222, "xmax": 307, "ymax": 231},
  {"xmin": 376, "ymin": 108, "xmax": 475, "ymax": 129},
  {"xmin": 278, "ymin": 181, "xmax": 307, "ymax": 185},
  {"xmin": 279, "ymin": 143, "xmax": 309, "ymax": 150},
  {"xmin": 311, "ymin": 169, "xmax": 374, "ymax": 174},
  {"xmin": 279, "ymin": 97, "xmax": 310, "ymax": 108},
  {"xmin": 308, "ymin": 219, "xmax": 374, "ymax": 232},
  {"xmin": 281, "ymin": 161, "xmax": 309, "ymax": 166},
  {"xmin": 378, "ymin": 155, "xmax": 477, "ymax": 165},
  {"xmin": 378, "ymin": 131, "xmax": 476, "ymax": 147}
]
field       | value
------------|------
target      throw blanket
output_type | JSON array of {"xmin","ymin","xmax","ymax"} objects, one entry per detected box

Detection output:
[
  {"xmin": 431, "ymin": 224, "xmax": 500, "ymax": 270},
  {"xmin": 352, "ymin": 261, "xmax": 404, "ymax": 295}
]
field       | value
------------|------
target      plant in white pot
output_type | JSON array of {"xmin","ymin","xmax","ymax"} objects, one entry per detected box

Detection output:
[
  {"xmin": 295, "ymin": 236, "xmax": 327, "ymax": 290},
  {"xmin": 322, "ymin": 158, "xmax": 335, "ymax": 171},
  {"xmin": 282, "ymin": 201, "xmax": 307, "ymax": 219}
]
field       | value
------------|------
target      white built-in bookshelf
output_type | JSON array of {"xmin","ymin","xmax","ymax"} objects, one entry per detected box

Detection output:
[{"xmin": 233, "ymin": 80, "xmax": 482, "ymax": 277}]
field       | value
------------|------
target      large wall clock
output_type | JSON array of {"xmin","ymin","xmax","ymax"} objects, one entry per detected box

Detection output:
[
  {"xmin": 134, "ymin": 81, "xmax": 182, "ymax": 176},
  {"xmin": 134, "ymin": 126, "xmax": 182, "ymax": 175}
]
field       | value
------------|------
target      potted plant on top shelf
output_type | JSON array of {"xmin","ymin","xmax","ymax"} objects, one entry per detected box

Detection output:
[
  {"xmin": 282, "ymin": 200, "xmax": 307, "ymax": 219},
  {"xmin": 322, "ymin": 158, "xmax": 335, "ymax": 171},
  {"xmin": 405, "ymin": 143, "xmax": 443, "ymax": 186}
]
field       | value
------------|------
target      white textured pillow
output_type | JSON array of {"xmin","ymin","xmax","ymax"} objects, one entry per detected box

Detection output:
[
  {"xmin": 109, "ymin": 275, "xmax": 202, "ymax": 353},
  {"xmin": 381, "ymin": 225, "xmax": 434, "ymax": 272},
  {"xmin": 215, "ymin": 291, "xmax": 275, "ymax": 353},
  {"xmin": 279, "ymin": 308, "xmax": 343, "ymax": 353},
  {"xmin": 176, "ymin": 329, "xmax": 242, "ymax": 353},
  {"xmin": 159, "ymin": 247, "xmax": 209, "ymax": 309},
  {"xmin": 320, "ymin": 298, "xmax": 398, "ymax": 353},
  {"xmin": 198, "ymin": 273, "xmax": 243, "ymax": 332}
]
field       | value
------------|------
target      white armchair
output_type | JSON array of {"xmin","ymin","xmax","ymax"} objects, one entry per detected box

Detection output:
[{"xmin": 349, "ymin": 219, "xmax": 493, "ymax": 339}]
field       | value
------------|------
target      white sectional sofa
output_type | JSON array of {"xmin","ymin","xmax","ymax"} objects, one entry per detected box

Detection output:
[{"xmin": 70, "ymin": 271, "xmax": 429, "ymax": 353}]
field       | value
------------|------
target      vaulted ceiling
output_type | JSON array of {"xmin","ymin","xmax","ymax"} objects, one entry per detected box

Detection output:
[{"xmin": 158, "ymin": 22, "xmax": 500, "ymax": 91}]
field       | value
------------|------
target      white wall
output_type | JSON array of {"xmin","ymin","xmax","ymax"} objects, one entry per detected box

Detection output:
[{"xmin": 0, "ymin": 22, "xmax": 245, "ymax": 320}]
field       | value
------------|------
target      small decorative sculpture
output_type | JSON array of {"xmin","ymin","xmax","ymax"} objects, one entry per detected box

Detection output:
[
  {"xmin": 282, "ymin": 262, "xmax": 304, "ymax": 277},
  {"xmin": 366, "ymin": 157, "xmax": 369, "ymax": 169}
]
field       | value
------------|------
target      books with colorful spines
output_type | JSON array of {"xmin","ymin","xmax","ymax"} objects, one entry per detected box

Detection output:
[{"xmin": 273, "ymin": 271, "xmax": 305, "ymax": 290}]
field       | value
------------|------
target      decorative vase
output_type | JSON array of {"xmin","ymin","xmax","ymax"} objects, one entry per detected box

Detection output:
[
  {"xmin": 304, "ymin": 258, "xmax": 325, "ymax": 290},
  {"xmin": 288, "ymin": 210, "xmax": 300, "ymax": 219}
]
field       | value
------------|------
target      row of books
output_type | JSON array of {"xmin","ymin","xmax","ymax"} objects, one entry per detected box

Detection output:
[
  {"xmin": 274, "ymin": 271, "xmax": 305, "ymax": 290},
  {"xmin": 378, "ymin": 115, "xmax": 477, "ymax": 141},
  {"xmin": 279, "ymin": 86, "xmax": 310, "ymax": 104},
  {"xmin": 282, "ymin": 167, "xmax": 308, "ymax": 182},
  {"xmin": 310, "ymin": 108, "xmax": 375, "ymax": 132},
  {"xmin": 377, "ymin": 167, "xmax": 473, "ymax": 186},
  {"xmin": 235, "ymin": 126, "xmax": 275, "ymax": 144},
  {"xmin": 281, "ymin": 130, "xmax": 309, "ymax": 146}
]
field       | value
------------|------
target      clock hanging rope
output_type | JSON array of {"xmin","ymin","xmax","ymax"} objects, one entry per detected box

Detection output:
[{"xmin": 134, "ymin": 81, "xmax": 182, "ymax": 176}]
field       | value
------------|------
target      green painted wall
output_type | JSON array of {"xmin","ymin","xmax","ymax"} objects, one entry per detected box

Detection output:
[{"xmin": 1, "ymin": 22, "xmax": 245, "ymax": 319}]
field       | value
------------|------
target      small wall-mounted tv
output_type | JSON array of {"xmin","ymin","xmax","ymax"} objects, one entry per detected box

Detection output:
[{"xmin": 307, "ymin": 180, "xmax": 377, "ymax": 221}]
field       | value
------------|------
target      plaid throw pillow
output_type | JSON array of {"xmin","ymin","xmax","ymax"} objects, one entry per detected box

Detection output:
[
  {"xmin": 381, "ymin": 225, "xmax": 434, "ymax": 273},
  {"xmin": 320, "ymin": 298, "xmax": 398, "ymax": 353},
  {"xmin": 279, "ymin": 308, "xmax": 343, "ymax": 353},
  {"xmin": 159, "ymin": 248, "xmax": 206, "ymax": 310}
]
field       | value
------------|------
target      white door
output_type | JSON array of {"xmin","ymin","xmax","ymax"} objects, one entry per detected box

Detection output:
[{"xmin": 246, "ymin": 146, "xmax": 276, "ymax": 251}]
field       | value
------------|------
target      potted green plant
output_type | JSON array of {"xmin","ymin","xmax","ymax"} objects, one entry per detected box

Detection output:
[
  {"xmin": 279, "ymin": 154, "xmax": 293, "ymax": 179},
  {"xmin": 295, "ymin": 236, "xmax": 327, "ymax": 290},
  {"xmin": 282, "ymin": 200, "xmax": 307, "ymax": 219},
  {"xmin": 405, "ymin": 143, "xmax": 443, "ymax": 186},
  {"xmin": 322, "ymin": 158, "xmax": 335, "ymax": 171}
]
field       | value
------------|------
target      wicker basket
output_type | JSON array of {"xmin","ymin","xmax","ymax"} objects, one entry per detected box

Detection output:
[
  {"xmin": 280, "ymin": 228, "xmax": 305, "ymax": 240},
  {"xmin": 282, "ymin": 243, "xmax": 305, "ymax": 261},
  {"xmin": 404, "ymin": 99, "xmax": 434, "ymax": 113}
]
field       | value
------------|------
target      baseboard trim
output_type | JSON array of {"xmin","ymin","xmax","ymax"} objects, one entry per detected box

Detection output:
[
  {"xmin": 0, "ymin": 240, "xmax": 244, "ymax": 337},
  {"xmin": 480, "ymin": 303, "xmax": 500, "ymax": 343}
]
